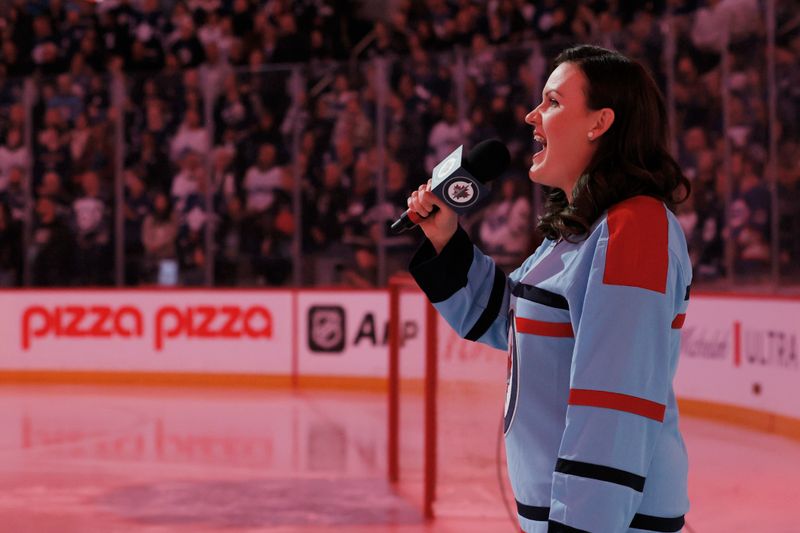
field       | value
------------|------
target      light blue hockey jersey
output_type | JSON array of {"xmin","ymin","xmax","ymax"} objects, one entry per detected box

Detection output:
[{"xmin": 409, "ymin": 195, "xmax": 691, "ymax": 533}]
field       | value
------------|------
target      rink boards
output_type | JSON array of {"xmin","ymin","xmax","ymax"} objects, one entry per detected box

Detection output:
[{"xmin": 0, "ymin": 288, "xmax": 798, "ymax": 431}]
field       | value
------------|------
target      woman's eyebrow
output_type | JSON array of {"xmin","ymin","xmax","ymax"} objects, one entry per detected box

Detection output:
[{"xmin": 541, "ymin": 88, "xmax": 563, "ymax": 99}]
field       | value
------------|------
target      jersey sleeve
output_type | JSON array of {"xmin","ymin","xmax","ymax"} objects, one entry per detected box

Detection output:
[
  {"xmin": 549, "ymin": 198, "xmax": 688, "ymax": 532},
  {"xmin": 409, "ymin": 225, "xmax": 545, "ymax": 350}
]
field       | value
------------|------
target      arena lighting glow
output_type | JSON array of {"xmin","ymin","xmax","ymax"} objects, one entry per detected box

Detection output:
[{"xmin": 0, "ymin": 0, "xmax": 796, "ymax": 530}]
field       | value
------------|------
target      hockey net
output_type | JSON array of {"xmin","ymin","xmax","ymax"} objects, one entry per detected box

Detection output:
[{"xmin": 388, "ymin": 274, "xmax": 515, "ymax": 524}]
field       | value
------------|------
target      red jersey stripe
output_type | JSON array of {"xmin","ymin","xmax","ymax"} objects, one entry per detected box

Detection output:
[
  {"xmin": 671, "ymin": 313, "xmax": 686, "ymax": 329},
  {"xmin": 569, "ymin": 389, "xmax": 666, "ymax": 422},
  {"xmin": 515, "ymin": 316, "xmax": 574, "ymax": 337},
  {"xmin": 603, "ymin": 196, "xmax": 669, "ymax": 294}
]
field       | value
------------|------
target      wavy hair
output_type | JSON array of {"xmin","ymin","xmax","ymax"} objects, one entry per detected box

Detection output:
[{"xmin": 537, "ymin": 45, "xmax": 691, "ymax": 243}]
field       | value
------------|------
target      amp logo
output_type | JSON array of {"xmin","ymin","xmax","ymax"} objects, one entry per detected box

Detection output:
[{"xmin": 307, "ymin": 304, "xmax": 419, "ymax": 354}]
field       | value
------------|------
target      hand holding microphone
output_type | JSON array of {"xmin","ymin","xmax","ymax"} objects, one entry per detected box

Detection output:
[
  {"xmin": 394, "ymin": 139, "xmax": 511, "ymax": 253},
  {"xmin": 406, "ymin": 180, "xmax": 458, "ymax": 253}
]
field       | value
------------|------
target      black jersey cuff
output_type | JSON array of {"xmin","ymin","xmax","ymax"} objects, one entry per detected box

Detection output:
[{"xmin": 408, "ymin": 225, "xmax": 474, "ymax": 303}]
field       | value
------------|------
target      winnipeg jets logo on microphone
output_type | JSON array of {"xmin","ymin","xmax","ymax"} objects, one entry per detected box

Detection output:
[
  {"xmin": 391, "ymin": 141, "xmax": 509, "ymax": 233},
  {"xmin": 429, "ymin": 145, "xmax": 486, "ymax": 212},
  {"xmin": 443, "ymin": 176, "xmax": 478, "ymax": 207}
]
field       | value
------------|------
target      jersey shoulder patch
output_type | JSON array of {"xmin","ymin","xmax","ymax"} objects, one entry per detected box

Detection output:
[{"xmin": 602, "ymin": 195, "xmax": 669, "ymax": 293}]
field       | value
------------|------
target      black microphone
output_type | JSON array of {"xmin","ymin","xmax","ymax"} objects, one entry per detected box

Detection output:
[{"xmin": 391, "ymin": 139, "xmax": 511, "ymax": 233}]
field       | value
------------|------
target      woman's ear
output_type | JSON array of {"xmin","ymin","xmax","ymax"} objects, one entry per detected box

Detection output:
[{"xmin": 588, "ymin": 108, "xmax": 615, "ymax": 141}]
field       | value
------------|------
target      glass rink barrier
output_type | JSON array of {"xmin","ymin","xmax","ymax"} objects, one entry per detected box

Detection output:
[{"xmin": 0, "ymin": 0, "xmax": 794, "ymax": 294}]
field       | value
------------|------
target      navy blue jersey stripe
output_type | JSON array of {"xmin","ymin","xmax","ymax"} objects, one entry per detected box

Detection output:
[
  {"xmin": 512, "ymin": 283, "xmax": 569, "ymax": 309},
  {"xmin": 630, "ymin": 513, "xmax": 685, "ymax": 532},
  {"xmin": 409, "ymin": 226, "xmax": 474, "ymax": 303},
  {"xmin": 685, "ymin": 284, "xmax": 691, "ymax": 301},
  {"xmin": 515, "ymin": 501, "xmax": 549, "ymax": 520},
  {"xmin": 516, "ymin": 500, "xmax": 684, "ymax": 532},
  {"xmin": 504, "ymin": 310, "xmax": 519, "ymax": 434},
  {"xmin": 547, "ymin": 520, "xmax": 590, "ymax": 532},
  {"xmin": 465, "ymin": 265, "xmax": 506, "ymax": 341},
  {"xmin": 555, "ymin": 458, "xmax": 646, "ymax": 492}
]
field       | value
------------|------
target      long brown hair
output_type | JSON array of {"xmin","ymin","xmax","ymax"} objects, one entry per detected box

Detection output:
[{"xmin": 537, "ymin": 45, "xmax": 691, "ymax": 242}]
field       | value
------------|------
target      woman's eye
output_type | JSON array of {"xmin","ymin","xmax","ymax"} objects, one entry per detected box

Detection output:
[{"xmin": 549, "ymin": 98, "xmax": 559, "ymax": 107}]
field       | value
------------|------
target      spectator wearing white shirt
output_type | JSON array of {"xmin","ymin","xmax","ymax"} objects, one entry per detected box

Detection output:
[
  {"xmin": 0, "ymin": 128, "xmax": 28, "ymax": 193},
  {"xmin": 691, "ymin": 0, "xmax": 762, "ymax": 53},
  {"xmin": 476, "ymin": 177, "xmax": 532, "ymax": 272},
  {"xmin": 72, "ymin": 170, "xmax": 111, "ymax": 285},
  {"xmin": 199, "ymin": 41, "xmax": 231, "ymax": 97},
  {"xmin": 170, "ymin": 108, "xmax": 209, "ymax": 162},
  {"xmin": 210, "ymin": 146, "xmax": 237, "ymax": 202},
  {"xmin": 197, "ymin": 9, "xmax": 225, "ymax": 47},
  {"xmin": 425, "ymin": 101, "xmax": 471, "ymax": 174},
  {"xmin": 3, "ymin": 166, "xmax": 27, "ymax": 226},
  {"xmin": 170, "ymin": 149, "xmax": 202, "ymax": 213},
  {"xmin": 243, "ymin": 143, "xmax": 282, "ymax": 214}
]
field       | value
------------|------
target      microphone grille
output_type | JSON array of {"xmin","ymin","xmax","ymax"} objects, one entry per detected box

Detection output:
[{"xmin": 463, "ymin": 139, "xmax": 511, "ymax": 183}]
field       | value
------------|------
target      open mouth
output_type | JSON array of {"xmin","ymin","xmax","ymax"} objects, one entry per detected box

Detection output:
[{"xmin": 532, "ymin": 134, "xmax": 547, "ymax": 162}]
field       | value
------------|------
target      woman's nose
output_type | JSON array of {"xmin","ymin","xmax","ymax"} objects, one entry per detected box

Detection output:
[{"xmin": 525, "ymin": 108, "xmax": 539, "ymax": 126}]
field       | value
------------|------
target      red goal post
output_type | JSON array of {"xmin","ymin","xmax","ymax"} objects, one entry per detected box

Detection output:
[
  {"xmin": 387, "ymin": 273, "xmax": 437, "ymax": 519},
  {"xmin": 387, "ymin": 273, "xmax": 515, "ymax": 524}
]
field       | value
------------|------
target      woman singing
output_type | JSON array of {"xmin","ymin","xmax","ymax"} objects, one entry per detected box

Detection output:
[{"xmin": 406, "ymin": 45, "xmax": 692, "ymax": 532}]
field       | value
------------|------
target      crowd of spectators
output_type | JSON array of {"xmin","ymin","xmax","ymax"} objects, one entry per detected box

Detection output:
[{"xmin": 0, "ymin": 0, "xmax": 797, "ymax": 287}]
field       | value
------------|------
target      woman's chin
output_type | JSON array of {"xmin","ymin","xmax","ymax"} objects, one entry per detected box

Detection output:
[{"xmin": 528, "ymin": 164, "xmax": 547, "ymax": 184}]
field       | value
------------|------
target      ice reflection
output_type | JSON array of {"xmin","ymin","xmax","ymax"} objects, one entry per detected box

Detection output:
[
  {"xmin": 4, "ymin": 388, "xmax": 386, "ymax": 474},
  {"xmin": 0, "ymin": 386, "xmax": 416, "ymax": 530}
]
